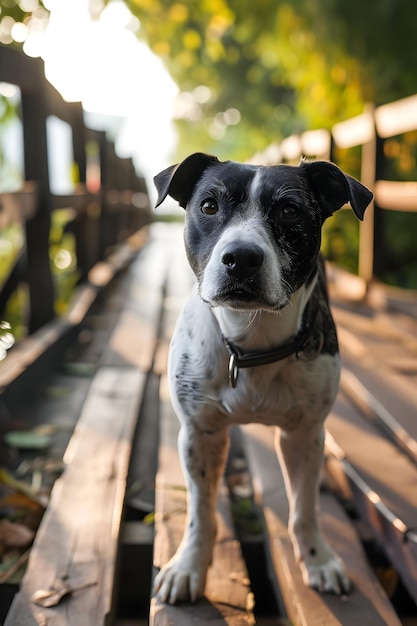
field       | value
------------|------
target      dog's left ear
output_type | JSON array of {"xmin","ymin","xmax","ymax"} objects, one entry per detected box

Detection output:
[
  {"xmin": 301, "ymin": 160, "xmax": 373, "ymax": 221},
  {"xmin": 154, "ymin": 152, "xmax": 220, "ymax": 208}
]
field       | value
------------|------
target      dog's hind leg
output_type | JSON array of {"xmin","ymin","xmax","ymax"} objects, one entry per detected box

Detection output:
[
  {"xmin": 275, "ymin": 422, "xmax": 350, "ymax": 595},
  {"xmin": 154, "ymin": 424, "xmax": 229, "ymax": 604}
]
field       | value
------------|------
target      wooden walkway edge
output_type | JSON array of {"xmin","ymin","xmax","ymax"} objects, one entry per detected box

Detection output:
[{"xmin": 5, "ymin": 229, "xmax": 168, "ymax": 626}]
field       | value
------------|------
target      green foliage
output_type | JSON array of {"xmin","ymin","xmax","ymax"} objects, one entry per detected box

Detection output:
[
  {"xmin": 49, "ymin": 209, "xmax": 79, "ymax": 316},
  {"xmin": 121, "ymin": 0, "xmax": 417, "ymax": 161},
  {"xmin": 379, "ymin": 211, "xmax": 417, "ymax": 289},
  {"xmin": 322, "ymin": 209, "xmax": 360, "ymax": 274},
  {"xmin": 3, "ymin": 0, "xmax": 417, "ymax": 160}
]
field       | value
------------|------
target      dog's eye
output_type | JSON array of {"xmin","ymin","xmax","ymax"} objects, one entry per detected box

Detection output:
[
  {"xmin": 201, "ymin": 199, "xmax": 218, "ymax": 215},
  {"xmin": 281, "ymin": 205, "xmax": 300, "ymax": 221}
]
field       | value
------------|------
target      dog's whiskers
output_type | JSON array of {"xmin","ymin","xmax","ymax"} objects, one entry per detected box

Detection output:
[{"xmin": 244, "ymin": 310, "xmax": 260, "ymax": 331}]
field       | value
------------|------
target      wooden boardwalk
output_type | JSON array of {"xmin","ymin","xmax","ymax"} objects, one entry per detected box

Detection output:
[{"xmin": 2, "ymin": 222, "xmax": 417, "ymax": 625}]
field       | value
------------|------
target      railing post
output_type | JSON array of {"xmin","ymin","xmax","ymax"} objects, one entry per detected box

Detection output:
[
  {"xmin": 358, "ymin": 104, "xmax": 377, "ymax": 286},
  {"xmin": 21, "ymin": 60, "xmax": 55, "ymax": 333}
]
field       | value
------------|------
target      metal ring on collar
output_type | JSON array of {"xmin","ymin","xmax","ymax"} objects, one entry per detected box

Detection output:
[{"xmin": 228, "ymin": 353, "xmax": 239, "ymax": 388}]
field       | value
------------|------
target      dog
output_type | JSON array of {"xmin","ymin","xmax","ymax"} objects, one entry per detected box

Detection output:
[{"xmin": 152, "ymin": 153, "xmax": 373, "ymax": 604}]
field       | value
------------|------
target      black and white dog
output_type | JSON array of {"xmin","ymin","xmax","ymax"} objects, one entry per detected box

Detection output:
[{"xmin": 153, "ymin": 153, "xmax": 372, "ymax": 604}]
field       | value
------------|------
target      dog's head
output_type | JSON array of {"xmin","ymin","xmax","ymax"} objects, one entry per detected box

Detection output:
[{"xmin": 154, "ymin": 153, "xmax": 373, "ymax": 312}]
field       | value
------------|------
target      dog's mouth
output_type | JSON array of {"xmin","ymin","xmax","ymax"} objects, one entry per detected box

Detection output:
[{"xmin": 206, "ymin": 287, "xmax": 286, "ymax": 311}]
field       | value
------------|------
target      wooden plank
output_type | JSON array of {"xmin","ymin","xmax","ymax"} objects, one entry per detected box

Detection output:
[
  {"xmin": 326, "ymin": 392, "xmax": 417, "ymax": 603},
  {"xmin": 332, "ymin": 110, "xmax": 375, "ymax": 149},
  {"xmin": 333, "ymin": 304, "xmax": 417, "ymax": 446},
  {"xmin": 5, "ymin": 366, "xmax": 146, "ymax": 626},
  {"xmin": 374, "ymin": 180, "xmax": 417, "ymax": 211},
  {"xmin": 101, "ymin": 229, "xmax": 169, "ymax": 370},
  {"xmin": 5, "ymin": 224, "xmax": 170, "ymax": 625},
  {"xmin": 375, "ymin": 93, "xmax": 417, "ymax": 138},
  {"xmin": 241, "ymin": 422, "xmax": 401, "ymax": 626},
  {"xmin": 340, "ymin": 367, "xmax": 417, "ymax": 464},
  {"xmin": 151, "ymin": 376, "xmax": 254, "ymax": 626}
]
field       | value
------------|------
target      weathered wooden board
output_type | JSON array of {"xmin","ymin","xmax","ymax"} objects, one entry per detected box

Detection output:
[
  {"xmin": 5, "ymin": 227, "xmax": 171, "ymax": 626},
  {"xmin": 241, "ymin": 422, "xmax": 401, "ymax": 626},
  {"xmin": 150, "ymin": 376, "xmax": 254, "ymax": 626},
  {"xmin": 326, "ymin": 391, "xmax": 417, "ymax": 604},
  {"xmin": 5, "ymin": 366, "xmax": 146, "ymax": 626}
]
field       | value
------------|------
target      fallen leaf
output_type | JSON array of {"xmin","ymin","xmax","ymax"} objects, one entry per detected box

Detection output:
[
  {"xmin": 0, "ymin": 491, "xmax": 45, "ymax": 512},
  {"xmin": 0, "ymin": 468, "xmax": 47, "ymax": 507},
  {"xmin": 0, "ymin": 519, "xmax": 34, "ymax": 548},
  {"xmin": 32, "ymin": 580, "xmax": 97, "ymax": 608},
  {"xmin": 143, "ymin": 511, "xmax": 155, "ymax": 525},
  {"xmin": 62, "ymin": 362, "xmax": 96, "ymax": 377},
  {"xmin": 32, "ymin": 424, "xmax": 58, "ymax": 437},
  {"xmin": 4, "ymin": 431, "xmax": 52, "ymax": 451}
]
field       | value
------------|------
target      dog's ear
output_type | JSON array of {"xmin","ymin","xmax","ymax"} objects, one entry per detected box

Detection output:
[
  {"xmin": 301, "ymin": 160, "xmax": 373, "ymax": 221},
  {"xmin": 154, "ymin": 152, "xmax": 220, "ymax": 208}
]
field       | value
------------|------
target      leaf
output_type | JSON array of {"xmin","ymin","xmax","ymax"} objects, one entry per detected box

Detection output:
[
  {"xmin": 0, "ymin": 469, "xmax": 47, "ymax": 509},
  {"xmin": 0, "ymin": 519, "xmax": 34, "ymax": 548},
  {"xmin": 0, "ymin": 491, "xmax": 45, "ymax": 512},
  {"xmin": 143, "ymin": 511, "xmax": 155, "ymax": 525},
  {"xmin": 32, "ymin": 424, "xmax": 58, "ymax": 437},
  {"xmin": 4, "ymin": 431, "xmax": 52, "ymax": 451},
  {"xmin": 32, "ymin": 581, "xmax": 97, "ymax": 608},
  {"xmin": 62, "ymin": 362, "xmax": 96, "ymax": 377}
]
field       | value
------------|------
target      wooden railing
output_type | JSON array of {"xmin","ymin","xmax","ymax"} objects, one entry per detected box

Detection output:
[
  {"xmin": 0, "ymin": 45, "xmax": 151, "ymax": 335},
  {"xmin": 251, "ymin": 95, "xmax": 417, "ymax": 289}
]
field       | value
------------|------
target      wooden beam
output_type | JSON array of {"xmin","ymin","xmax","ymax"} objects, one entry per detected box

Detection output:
[
  {"xmin": 241, "ymin": 422, "xmax": 401, "ymax": 626},
  {"xmin": 374, "ymin": 180, "xmax": 417, "ymax": 211},
  {"xmin": 375, "ymin": 94, "xmax": 417, "ymax": 138},
  {"xmin": 5, "ymin": 366, "xmax": 146, "ymax": 626},
  {"xmin": 4, "ymin": 229, "xmax": 168, "ymax": 624}
]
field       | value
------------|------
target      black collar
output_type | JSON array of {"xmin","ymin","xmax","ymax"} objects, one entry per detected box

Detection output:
[{"xmin": 223, "ymin": 324, "xmax": 312, "ymax": 388}]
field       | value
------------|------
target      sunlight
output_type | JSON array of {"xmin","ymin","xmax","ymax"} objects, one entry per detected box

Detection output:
[{"xmin": 34, "ymin": 0, "xmax": 178, "ymax": 184}]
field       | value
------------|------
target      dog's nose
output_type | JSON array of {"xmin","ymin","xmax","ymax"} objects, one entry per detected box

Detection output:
[{"xmin": 221, "ymin": 243, "xmax": 264, "ymax": 279}]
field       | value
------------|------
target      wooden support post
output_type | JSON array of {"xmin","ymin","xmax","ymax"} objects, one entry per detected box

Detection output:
[
  {"xmin": 358, "ymin": 104, "xmax": 377, "ymax": 286},
  {"xmin": 21, "ymin": 62, "xmax": 55, "ymax": 333}
]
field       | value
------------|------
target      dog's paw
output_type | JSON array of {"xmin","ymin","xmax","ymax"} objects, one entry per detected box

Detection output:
[
  {"xmin": 154, "ymin": 553, "xmax": 209, "ymax": 604},
  {"xmin": 300, "ymin": 555, "xmax": 350, "ymax": 595}
]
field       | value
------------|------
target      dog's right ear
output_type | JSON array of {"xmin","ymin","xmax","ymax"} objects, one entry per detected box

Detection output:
[{"xmin": 154, "ymin": 152, "xmax": 220, "ymax": 208}]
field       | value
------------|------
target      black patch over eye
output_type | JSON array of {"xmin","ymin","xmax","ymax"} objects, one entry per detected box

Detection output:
[
  {"xmin": 201, "ymin": 198, "xmax": 218, "ymax": 215},
  {"xmin": 281, "ymin": 204, "xmax": 300, "ymax": 221}
]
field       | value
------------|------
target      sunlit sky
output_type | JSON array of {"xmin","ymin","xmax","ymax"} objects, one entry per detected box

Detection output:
[{"xmin": 29, "ymin": 0, "xmax": 179, "ymax": 194}]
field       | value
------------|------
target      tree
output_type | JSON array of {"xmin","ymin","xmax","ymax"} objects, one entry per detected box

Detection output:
[{"xmin": 122, "ymin": 0, "xmax": 417, "ymax": 160}]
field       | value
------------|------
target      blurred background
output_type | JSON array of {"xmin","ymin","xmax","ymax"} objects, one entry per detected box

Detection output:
[{"xmin": 0, "ymin": 0, "xmax": 417, "ymax": 342}]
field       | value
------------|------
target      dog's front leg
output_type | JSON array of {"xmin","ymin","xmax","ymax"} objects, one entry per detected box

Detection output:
[
  {"xmin": 154, "ymin": 424, "xmax": 229, "ymax": 604},
  {"xmin": 276, "ymin": 423, "xmax": 350, "ymax": 595}
]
